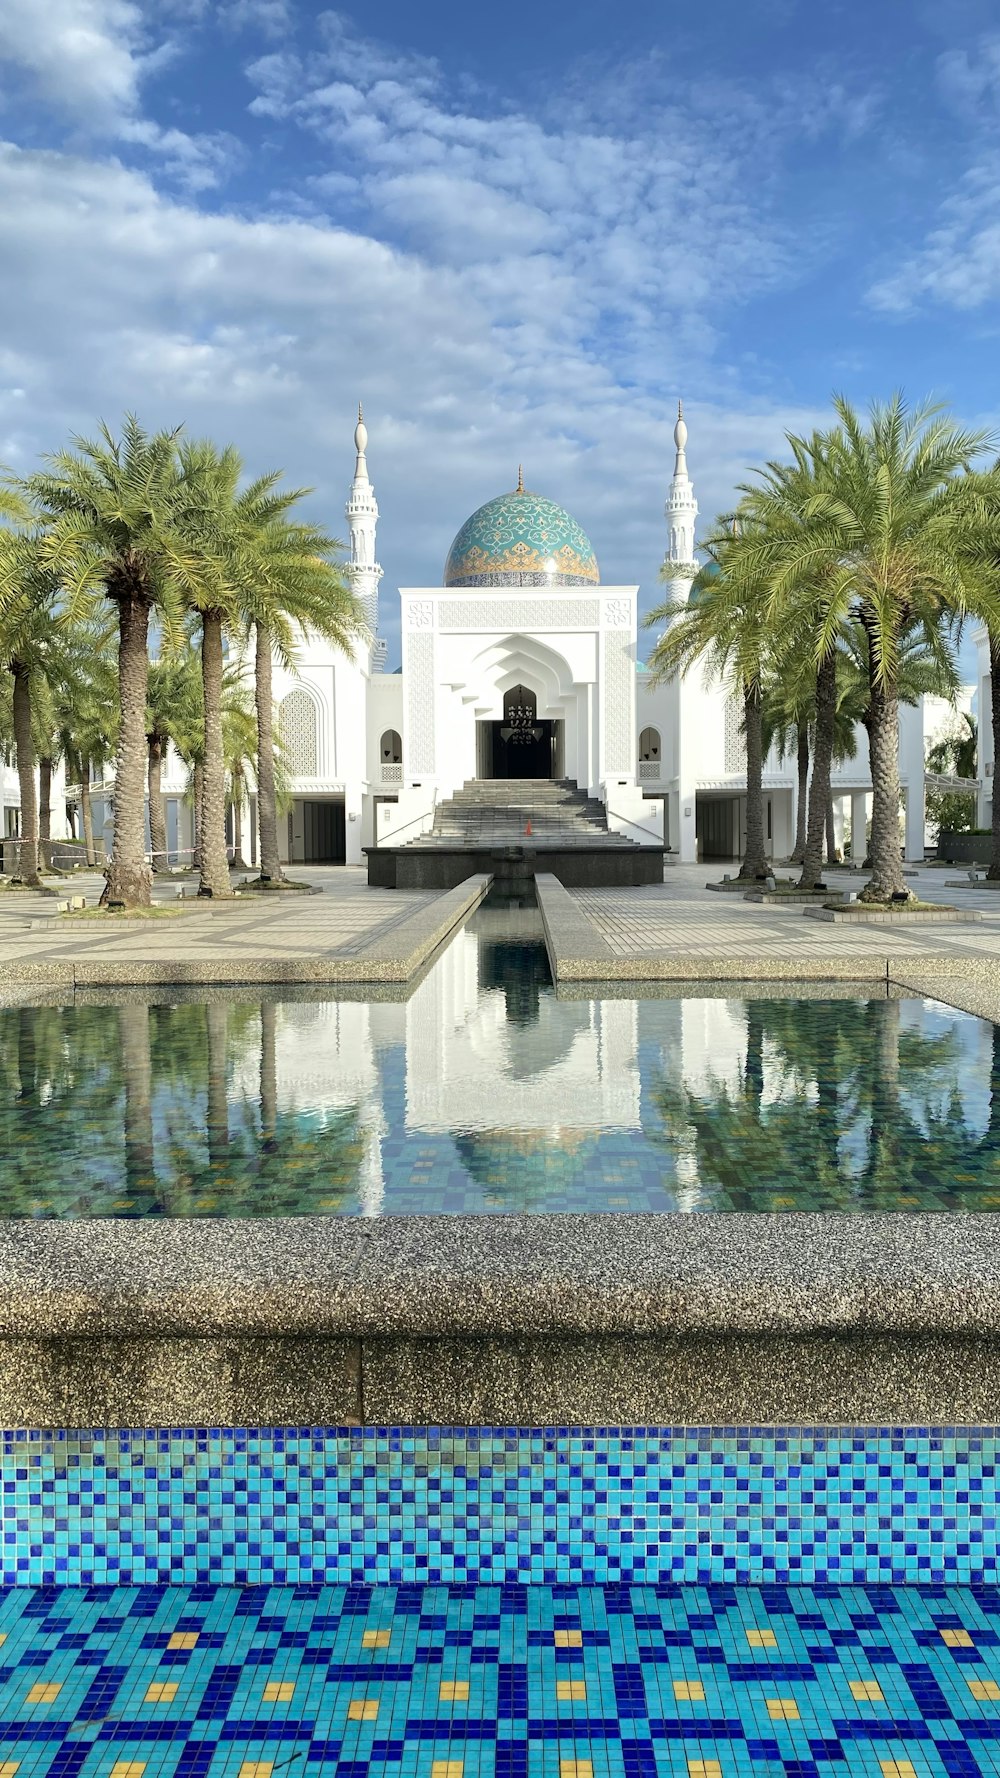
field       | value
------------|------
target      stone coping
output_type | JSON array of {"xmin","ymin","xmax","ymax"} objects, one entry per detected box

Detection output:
[
  {"xmin": 7, "ymin": 1211, "xmax": 1000, "ymax": 1422},
  {"xmin": 0, "ymin": 874, "xmax": 491, "ymax": 989},
  {"xmin": 5, "ymin": 1209, "xmax": 1000, "ymax": 1341},
  {"xmin": 803, "ymin": 904, "xmax": 981, "ymax": 925}
]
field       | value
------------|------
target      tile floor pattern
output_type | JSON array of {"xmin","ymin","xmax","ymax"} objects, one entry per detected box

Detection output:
[{"xmin": 4, "ymin": 1582, "xmax": 1000, "ymax": 1774}]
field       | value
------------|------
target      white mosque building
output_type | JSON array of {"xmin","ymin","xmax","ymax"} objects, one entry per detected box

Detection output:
[{"xmin": 1, "ymin": 405, "xmax": 929, "ymax": 873}]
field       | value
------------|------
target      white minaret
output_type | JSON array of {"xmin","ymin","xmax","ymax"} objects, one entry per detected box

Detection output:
[
  {"xmin": 664, "ymin": 399, "xmax": 698, "ymax": 583},
  {"xmin": 345, "ymin": 403, "xmax": 384, "ymax": 649}
]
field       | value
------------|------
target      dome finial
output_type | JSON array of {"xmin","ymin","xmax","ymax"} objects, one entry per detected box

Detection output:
[
  {"xmin": 516, "ymin": 463, "xmax": 524, "ymax": 493},
  {"xmin": 674, "ymin": 399, "xmax": 688, "ymax": 459}
]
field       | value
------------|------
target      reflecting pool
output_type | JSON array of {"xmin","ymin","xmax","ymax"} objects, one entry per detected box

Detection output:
[{"xmin": 1, "ymin": 899, "xmax": 997, "ymax": 1217}]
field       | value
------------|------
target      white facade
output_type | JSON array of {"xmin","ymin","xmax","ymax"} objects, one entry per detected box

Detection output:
[{"xmin": 69, "ymin": 405, "xmax": 932, "ymax": 870}]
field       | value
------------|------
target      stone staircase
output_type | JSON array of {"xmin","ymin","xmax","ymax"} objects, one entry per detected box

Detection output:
[{"xmin": 406, "ymin": 779, "xmax": 635, "ymax": 849}]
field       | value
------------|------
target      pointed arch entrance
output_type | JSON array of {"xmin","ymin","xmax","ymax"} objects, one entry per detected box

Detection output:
[{"xmin": 479, "ymin": 682, "xmax": 555, "ymax": 778}]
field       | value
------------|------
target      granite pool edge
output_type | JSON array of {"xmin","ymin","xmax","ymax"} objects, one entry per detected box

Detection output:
[
  {"xmin": 0, "ymin": 874, "xmax": 492, "ymax": 988},
  {"xmin": 5, "ymin": 1212, "xmax": 1000, "ymax": 1424}
]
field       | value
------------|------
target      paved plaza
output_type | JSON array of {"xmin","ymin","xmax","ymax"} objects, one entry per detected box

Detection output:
[{"xmin": 3, "ymin": 862, "xmax": 1000, "ymax": 997}]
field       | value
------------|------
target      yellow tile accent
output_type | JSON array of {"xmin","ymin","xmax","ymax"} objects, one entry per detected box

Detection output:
[
  {"xmin": 746, "ymin": 1629, "xmax": 777, "ymax": 1647},
  {"xmin": 554, "ymin": 1629, "xmax": 584, "ymax": 1647},
  {"xmin": 766, "ymin": 1698, "xmax": 800, "ymax": 1720},
  {"xmin": 348, "ymin": 1699, "xmax": 380, "ymax": 1721},
  {"xmin": 880, "ymin": 1765, "xmax": 918, "ymax": 1778},
  {"xmin": 144, "ymin": 1683, "xmax": 179, "ymax": 1704},
  {"xmin": 362, "ymin": 1629, "xmax": 392, "ymax": 1649},
  {"xmin": 238, "ymin": 1767, "xmax": 274, "ymax": 1778},
  {"xmin": 556, "ymin": 1679, "xmax": 587, "ymax": 1700},
  {"xmin": 850, "ymin": 1680, "xmax": 885, "ymax": 1702},
  {"xmin": 688, "ymin": 1764, "xmax": 723, "ymax": 1777},
  {"xmin": 560, "ymin": 1764, "xmax": 593, "ymax": 1778},
  {"xmin": 111, "ymin": 1767, "xmax": 147, "ymax": 1778},
  {"xmin": 969, "ymin": 1680, "xmax": 1000, "ymax": 1701},
  {"xmin": 167, "ymin": 1632, "xmax": 199, "ymax": 1650},
  {"xmin": 26, "ymin": 1683, "xmax": 62, "ymax": 1704},
  {"xmin": 673, "ymin": 1680, "xmax": 706, "ymax": 1701},
  {"xmin": 439, "ymin": 1681, "xmax": 470, "ymax": 1701},
  {"xmin": 263, "ymin": 1681, "xmax": 296, "ymax": 1702},
  {"xmin": 431, "ymin": 1765, "xmax": 465, "ymax": 1778},
  {"xmin": 0, "ymin": 1766, "xmax": 19, "ymax": 1778},
  {"xmin": 0, "ymin": 1636, "xmax": 6, "ymax": 1646},
  {"xmin": 941, "ymin": 1629, "xmax": 974, "ymax": 1647}
]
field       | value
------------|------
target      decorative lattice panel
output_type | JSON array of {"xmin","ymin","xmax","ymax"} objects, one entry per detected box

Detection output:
[
  {"xmin": 279, "ymin": 689, "xmax": 319, "ymax": 777},
  {"xmin": 407, "ymin": 633, "xmax": 435, "ymax": 773},
  {"xmin": 724, "ymin": 696, "xmax": 747, "ymax": 773},
  {"xmin": 438, "ymin": 598, "xmax": 600, "ymax": 631},
  {"xmin": 602, "ymin": 628, "xmax": 634, "ymax": 774}
]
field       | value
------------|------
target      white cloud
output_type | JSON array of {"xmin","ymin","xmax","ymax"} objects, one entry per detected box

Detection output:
[
  {"xmin": 868, "ymin": 159, "xmax": 1000, "ymax": 313},
  {"xmin": 0, "ymin": 0, "xmax": 145, "ymax": 124},
  {"xmin": 0, "ymin": 140, "xmax": 826, "ymax": 666},
  {"xmin": 0, "ymin": 0, "xmax": 234, "ymax": 186}
]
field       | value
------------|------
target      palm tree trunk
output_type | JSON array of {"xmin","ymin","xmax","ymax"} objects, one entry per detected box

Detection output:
[
  {"xmin": 80, "ymin": 754, "xmax": 96, "ymax": 867},
  {"xmin": 989, "ymin": 628, "xmax": 1000, "ymax": 880},
  {"xmin": 798, "ymin": 650, "xmax": 836, "ymax": 890},
  {"xmin": 102, "ymin": 594, "xmax": 152, "ymax": 908},
  {"xmin": 790, "ymin": 723, "xmax": 809, "ymax": 863},
  {"xmin": 147, "ymin": 733, "xmax": 169, "ymax": 874},
  {"xmin": 192, "ymin": 762, "xmax": 203, "ymax": 871},
  {"xmin": 39, "ymin": 756, "xmax": 52, "ymax": 863},
  {"xmin": 860, "ymin": 659, "xmax": 906, "ymax": 902},
  {"xmin": 10, "ymin": 661, "xmax": 41, "ymax": 887},
  {"xmin": 198, "ymin": 613, "xmax": 232, "ymax": 897},
  {"xmin": 737, "ymin": 680, "xmax": 768, "ymax": 880},
  {"xmin": 231, "ymin": 766, "xmax": 247, "ymax": 871},
  {"xmin": 825, "ymin": 795, "xmax": 837, "ymax": 864},
  {"xmin": 255, "ymin": 620, "xmax": 285, "ymax": 885}
]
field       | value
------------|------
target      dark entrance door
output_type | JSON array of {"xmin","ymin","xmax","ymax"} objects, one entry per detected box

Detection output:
[
  {"xmin": 489, "ymin": 685, "xmax": 554, "ymax": 779},
  {"xmin": 302, "ymin": 799, "xmax": 346, "ymax": 863}
]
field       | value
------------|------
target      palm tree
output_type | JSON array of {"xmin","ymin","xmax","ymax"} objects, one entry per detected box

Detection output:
[
  {"xmin": 761, "ymin": 675, "xmax": 810, "ymax": 863},
  {"xmin": 740, "ymin": 396, "xmax": 993, "ymax": 901},
  {"xmin": 18, "ymin": 418, "xmax": 211, "ymax": 908},
  {"xmin": 146, "ymin": 647, "xmax": 201, "ymax": 873},
  {"xmin": 237, "ymin": 504, "xmax": 361, "ymax": 890},
  {"xmin": 0, "ymin": 517, "xmax": 65, "ymax": 887},
  {"xmin": 646, "ymin": 521, "xmax": 776, "ymax": 881},
  {"xmin": 172, "ymin": 444, "xmax": 362, "ymax": 895}
]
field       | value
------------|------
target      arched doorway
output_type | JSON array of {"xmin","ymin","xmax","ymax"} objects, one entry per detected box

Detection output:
[{"xmin": 482, "ymin": 684, "xmax": 554, "ymax": 779}]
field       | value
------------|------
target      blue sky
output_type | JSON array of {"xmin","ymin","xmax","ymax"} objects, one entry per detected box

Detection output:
[{"xmin": 1, "ymin": 0, "xmax": 999, "ymax": 669}]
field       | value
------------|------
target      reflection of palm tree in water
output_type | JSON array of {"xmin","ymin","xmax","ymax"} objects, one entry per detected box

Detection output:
[
  {"xmin": 120, "ymin": 1002, "xmax": 162, "ymax": 1213},
  {"xmin": 652, "ymin": 996, "xmax": 988, "ymax": 1211},
  {"xmin": 206, "ymin": 1003, "xmax": 229, "ymax": 1166}
]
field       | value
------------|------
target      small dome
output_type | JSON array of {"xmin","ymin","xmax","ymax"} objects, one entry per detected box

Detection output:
[{"xmin": 444, "ymin": 486, "xmax": 599, "ymax": 588}]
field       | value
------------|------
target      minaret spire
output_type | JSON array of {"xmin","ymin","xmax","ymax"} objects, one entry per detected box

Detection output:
[
  {"xmin": 664, "ymin": 396, "xmax": 698, "ymax": 588},
  {"xmin": 345, "ymin": 402, "xmax": 384, "ymax": 657}
]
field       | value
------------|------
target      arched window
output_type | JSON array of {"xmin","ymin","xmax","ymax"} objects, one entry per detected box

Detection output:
[
  {"xmin": 639, "ymin": 726, "xmax": 661, "ymax": 762},
  {"xmin": 380, "ymin": 729, "xmax": 402, "ymax": 763},
  {"xmin": 279, "ymin": 689, "xmax": 319, "ymax": 777}
]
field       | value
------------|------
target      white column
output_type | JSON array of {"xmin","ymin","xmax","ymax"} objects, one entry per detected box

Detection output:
[{"xmin": 850, "ymin": 791, "xmax": 868, "ymax": 861}]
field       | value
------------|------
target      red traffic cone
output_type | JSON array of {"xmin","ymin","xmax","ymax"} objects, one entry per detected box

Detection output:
[{"xmin": 525, "ymin": 819, "xmax": 533, "ymax": 837}]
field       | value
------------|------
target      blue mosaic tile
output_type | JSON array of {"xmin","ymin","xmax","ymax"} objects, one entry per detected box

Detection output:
[
  {"xmin": 1, "ymin": 1428, "xmax": 998, "ymax": 1590},
  {"xmin": 2, "ymin": 1582, "xmax": 1000, "ymax": 1775}
]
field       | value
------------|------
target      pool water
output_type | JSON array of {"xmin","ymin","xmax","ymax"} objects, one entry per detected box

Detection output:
[{"xmin": 1, "ymin": 900, "xmax": 997, "ymax": 1218}]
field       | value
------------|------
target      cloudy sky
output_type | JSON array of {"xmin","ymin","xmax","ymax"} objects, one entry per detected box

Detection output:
[{"xmin": 1, "ymin": 0, "xmax": 999, "ymax": 666}]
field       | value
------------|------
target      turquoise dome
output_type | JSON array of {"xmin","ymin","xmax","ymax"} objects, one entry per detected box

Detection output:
[{"xmin": 444, "ymin": 486, "xmax": 600, "ymax": 588}]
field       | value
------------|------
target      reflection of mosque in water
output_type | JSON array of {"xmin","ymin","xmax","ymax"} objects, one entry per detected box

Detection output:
[{"xmin": 4, "ymin": 953, "xmax": 1000, "ymax": 1218}]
